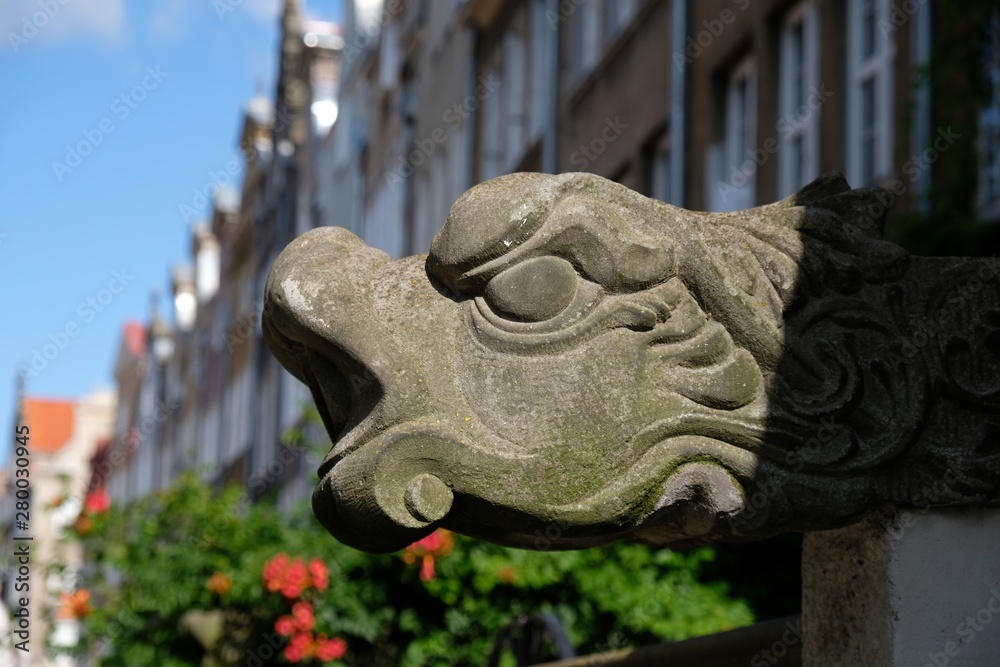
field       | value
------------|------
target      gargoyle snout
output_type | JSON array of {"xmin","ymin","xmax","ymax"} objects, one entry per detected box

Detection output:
[
  {"xmin": 264, "ymin": 228, "xmax": 400, "ymax": 434},
  {"xmin": 263, "ymin": 227, "xmax": 439, "ymax": 454},
  {"xmin": 264, "ymin": 226, "xmax": 388, "ymax": 359}
]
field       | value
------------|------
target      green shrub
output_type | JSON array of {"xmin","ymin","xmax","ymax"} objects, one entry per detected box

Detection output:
[{"xmin": 69, "ymin": 472, "xmax": 751, "ymax": 666}]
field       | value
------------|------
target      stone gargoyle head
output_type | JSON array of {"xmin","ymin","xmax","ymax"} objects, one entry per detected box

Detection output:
[{"xmin": 263, "ymin": 172, "xmax": 999, "ymax": 553}]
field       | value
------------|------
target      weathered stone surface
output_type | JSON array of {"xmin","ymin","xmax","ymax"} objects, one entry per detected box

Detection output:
[{"xmin": 263, "ymin": 171, "xmax": 1000, "ymax": 553}]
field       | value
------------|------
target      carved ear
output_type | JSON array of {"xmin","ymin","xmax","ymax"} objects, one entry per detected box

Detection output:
[
  {"xmin": 721, "ymin": 172, "xmax": 909, "ymax": 296},
  {"xmin": 788, "ymin": 171, "xmax": 852, "ymax": 207},
  {"xmin": 784, "ymin": 171, "xmax": 894, "ymax": 245}
]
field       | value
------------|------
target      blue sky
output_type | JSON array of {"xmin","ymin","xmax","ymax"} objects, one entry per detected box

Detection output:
[{"xmin": 0, "ymin": 0, "xmax": 341, "ymax": 463}]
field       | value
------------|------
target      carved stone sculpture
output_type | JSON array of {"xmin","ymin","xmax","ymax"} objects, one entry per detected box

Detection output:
[{"xmin": 263, "ymin": 172, "xmax": 1000, "ymax": 553}]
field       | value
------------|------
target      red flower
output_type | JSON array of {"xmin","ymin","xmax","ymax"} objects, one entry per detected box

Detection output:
[
  {"xmin": 405, "ymin": 530, "xmax": 453, "ymax": 558},
  {"xmin": 287, "ymin": 561, "xmax": 305, "ymax": 580},
  {"xmin": 309, "ymin": 558, "xmax": 329, "ymax": 591},
  {"xmin": 263, "ymin": 553, "xmax": 290, "ymax": 591},
  {"xmin": 275, "ymin": 615, "xmax": 295, "ymax": 636},
  {"xmin": 285, "ymin": 632, "xmax": 313, "ymax": 662},
  {"xmin": 419, "ymin": 555, "xmax": 436, "ymax": 581},
  {"xmin": 284, "ymin": 643, "xmax": 305, "ymax": 663},
  {"xmin": 418, "ymin": 532, "xmax": 443, "ymax": 551},
  {"xmin": 316, "ymin": 636, "xmax": 347, "ymax": 661},
  {"xmin": 263, "ymin": 552, "xmax": 333, "ymax": 598},
  {"xmin": 403, "ymin": 530, "xmax": 453, "ymax": 581},
  {"xmin": 291, "ymin": 601, "xmax": 315, "ymax": 632},
  {"xmin": 84, "ymin": 489, "xmax": 111, "ymax": 514}
]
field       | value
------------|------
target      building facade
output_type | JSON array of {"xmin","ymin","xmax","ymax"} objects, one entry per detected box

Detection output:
[
  {"xmin": 1, "ymin": 390, "xmax": 115, "ymax": 666},
  {"xmin": 321, "ymin": 0, "xmax": 998, "ymax": 243},
  {"xmin": 101, "ymin": 0, "xmax": 999, "ymax": 506},
  {"xmin": 105, "ymin": 0, "xmax": 342, "ymax": 507}
]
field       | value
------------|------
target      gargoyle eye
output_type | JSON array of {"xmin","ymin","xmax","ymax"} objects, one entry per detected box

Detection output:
[{"xmin": 484, "ymin": 256, "xmax": 578, "ymax": 322}]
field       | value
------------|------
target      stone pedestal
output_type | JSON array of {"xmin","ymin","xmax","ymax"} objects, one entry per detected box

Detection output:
[{"xmin": 803, "ymin": 508, "xmax": 1000, "ymax": 666}]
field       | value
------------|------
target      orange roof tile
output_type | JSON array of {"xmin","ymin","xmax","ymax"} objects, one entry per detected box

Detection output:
[{"xmin": 21, "ymin": 398, "xmax": 75, "ymax": 454}]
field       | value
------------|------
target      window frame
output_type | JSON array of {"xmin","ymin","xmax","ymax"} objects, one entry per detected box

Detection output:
[
  {"xmin": 778, "ymin": 1, "xmax": 820, "ymax": 198},
  {"xmin": 847, "ymin": 0, "xmax": 895, "ymax": 186},
  {"xmin": 977, "ymin": 10, "xmax": 1000, "ymax": 221}
]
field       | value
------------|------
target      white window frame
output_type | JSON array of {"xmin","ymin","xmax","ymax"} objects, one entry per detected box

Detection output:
[
  {"xmin": 778, "ymin": 1, "xmax": 820, "ymax": 198},
  {"xmin": 503, "ymin": 6, "xmax": 527, "ymax": 171},
  {"xmin": 479, "ymin": 58, "xmax": 504, "ymax": 181},
  {"xmin": 726, "ymin": 58, "xmax": 756, "ymax": 175},
  {"xmin": 847, "ymin": 0, "xmax": 894, "ymax": 187},
  {"xmin": 601, "ymin": 0, "xmax": 637, "ymax": 46},
  {"xmin": 527, "ymin": 0, "xmax": 547, "ymax": 140},
  {"xmin": 711, "ymin": 56, "xmax": 757, "ymax": 212}
]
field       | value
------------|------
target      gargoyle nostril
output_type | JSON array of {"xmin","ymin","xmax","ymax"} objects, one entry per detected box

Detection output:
[{"xmin": 404, "ymin": 473, "xmax": 453, "ymax": 523}]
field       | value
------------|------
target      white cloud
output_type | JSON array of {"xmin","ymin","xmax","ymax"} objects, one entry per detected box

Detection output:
[
  {"xmin": 151, "ymin": 0, "xmax": 187, "ymax": 40},
  {"xmin": 243, "ymin": 0, "xmax": 281, "ymax": 23},
  {"xmin": 239, "ymin": 0, "xmax": 335, "ymax": 25},
  {"xmin": 1, "ymin": 0, "xmax": 126, "ymax": 49}
]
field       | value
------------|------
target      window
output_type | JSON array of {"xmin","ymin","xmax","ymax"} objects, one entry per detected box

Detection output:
[
  {"xmin": 570, "ymin": 0, "xmax": 638, "ymax": 82},
  {"xmin": 778, "ymin": 1, "xmax": 820, "ymax": 198},
  {"xmin": 570, "ymin": 0, "xmax": 600, "ymax": 82},
  {"xmin": 527, "ymin": 0, "xmax": 547, "ymax": 139},
  {"xmin": 847, "ymin": 0, "xmax": 894, "ymax": 186},
  {"xmin": 378, "ymin": 20, "xmax": 399, "ymax": 89},
  {"xmin": 480, "ymin": 59, "xmax": 504, "ymax": 181},
  {"xmin": 979, "ymin": 11, "xmax": 1000, "ymax": 220},
  {"xmin": 602, "ymin": 0, "xmax": 637, "ymax": 46},
  {"xmin": 651, "ymin": 134, "xmax": 672, "ymax": 204},
  {"xmin": 727, "ymin": 63, "xmax": 755, "ymax": 174},
  {"xmin": 503, "ymin": 6, "xmax": 527, "ymax": 171},
  {"xmin": 708, "ymin": 57, "xmax": 757, "ymax": 212}
]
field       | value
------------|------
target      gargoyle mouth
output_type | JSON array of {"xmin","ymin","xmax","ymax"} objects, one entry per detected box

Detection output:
[
  {"xmin": 313, "ymin": 426, "xmax": 461, "ymax": 552},
  {"xmin": 261, "ymin": 314, "xmax": 374, "ymax": 474},
  {"xmin": 311, "ymin": 414, "xmax": 759, "ymax": 553}
]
